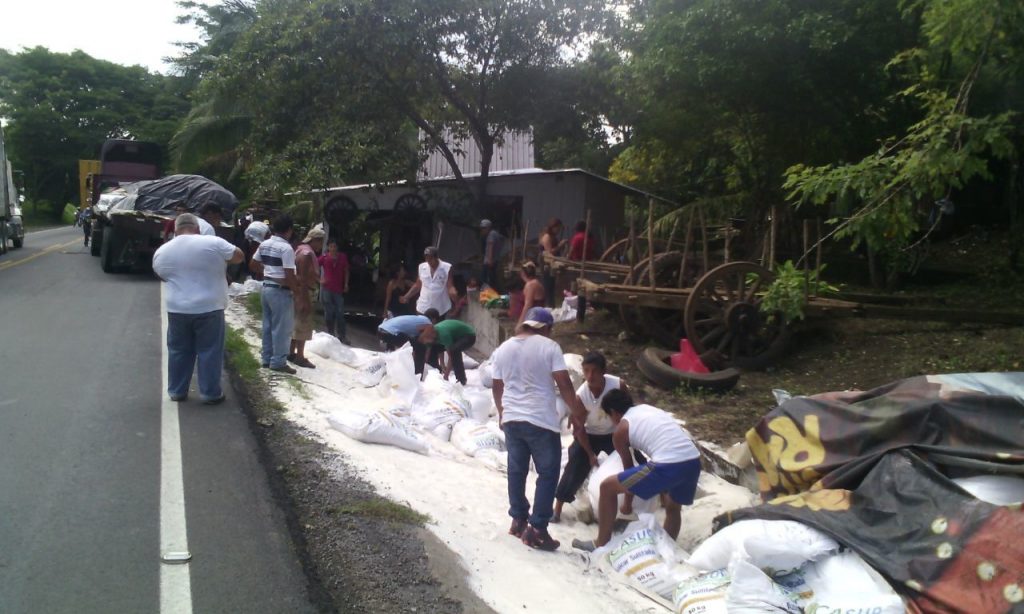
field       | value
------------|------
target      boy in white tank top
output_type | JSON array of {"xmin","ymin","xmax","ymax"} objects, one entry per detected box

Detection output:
[
  {"xmin": 552, "ymin": 352, "xmax": 630, "ymax": 522},
  {"xmin": 572, "ymin": 389, "xmax": 701, "ymax": 551}
]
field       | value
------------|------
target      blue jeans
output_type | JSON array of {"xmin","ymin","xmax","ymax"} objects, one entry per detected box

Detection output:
[
  {"xmin": 260, "ymin": 285, "xmax": 294, "ymax": 368},
  {"xmin": 504, "ymin": 421, "xmax": 561, "ymax": 530},
  {"xmin": 320, "ymin": 289, "xmax": 346, "ymax": 339},
  {"xmin": 167, "ymin": 310, "xmax": 225, "ymax": 401}
]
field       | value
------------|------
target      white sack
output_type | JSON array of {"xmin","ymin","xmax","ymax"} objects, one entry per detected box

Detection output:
[
  {"xmin": 725, "ymin": 558, "xmax": 802, "ymax": 613},
  {"xmin": 462, "ymin": 387, "xmax": 495, "ymax": 422},
  {"xmin": 587, "ymin": 452, "xmax": 660, "ymax": 518},
  {"xmin": 383, "ymin": 344, "xmax": 418, "ymax": 404},
  {"xmin": 306, "ymin": 331, "xmax": 357, "ymax": 364},
  {"xmin": 551, "ymin": 298, "xmax": 578, "ymax": 322},
  {"xmin": 673, "ymin": 569, "xmax": 730, "ymax": 614},
  {"xmin": 450, "ymin": 419, "xmax": 505, "ymax": 457},
  {"xmin": 803, "ymin": 551, "xmax": 904, "ymax": 614},
  {"xmin": 228, "ymin": 282, "xmax": 246, "ymax": 297},
  {"xmin": 687, "ymin": 519, "xmax": 838, "ymax": 574},
  {"xmin": 356, "ymin": 356, "xmax": 387, "ymax": 387},
  {"xmin": 327, "ymin": 409, "xmax": 429, "ymax": 455},
  {"xmin": 410, "ymin": 377, "xmax": 470, "ymax": 443},
  {"xmin": 463, "ymin": 354, "xmax": 480, "ymax": 369},
  {"xmin": 564, "ymin": 353, "xmax": 584, "ymax": 389},
  {"xmin": 479, "ymin": 361, "xmax": 493, "ymax": 388},
  {"xmin": 953, "ymin": 474, "xmax": 1024, "ymax": 506},
  {"xmin": 594, "ymin": 514, "xmax": 693, "ymax": 600},
  {"xmin": 677, "ymin": 473, "xmax": 760, "ymax": 551}
]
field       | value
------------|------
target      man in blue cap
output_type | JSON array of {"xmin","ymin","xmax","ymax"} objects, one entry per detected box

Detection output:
[{"xmin": 491, "ymin": 306, "xmax": 576, "ymax": 551}]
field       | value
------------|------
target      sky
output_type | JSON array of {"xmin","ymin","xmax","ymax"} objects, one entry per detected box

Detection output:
[{"xmin": 2, "ymin": 0, "xmax": 204, "ymax": 74}]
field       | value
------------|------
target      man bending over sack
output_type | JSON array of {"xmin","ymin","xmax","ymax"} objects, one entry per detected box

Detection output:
[
  {"xmin": 420, "ymin": 319, "xmax": 476, "ymax": 386},
  {"xmin": 573, "ymin": 389, "xmax": 701, "ymax": 552},
  {"xmin": 552, "ymin": 351, "xmax": 631, "ymax": 523},
  {"xmin": 377, "ymin": 310, "xmax": 440, "ymax": 375}
]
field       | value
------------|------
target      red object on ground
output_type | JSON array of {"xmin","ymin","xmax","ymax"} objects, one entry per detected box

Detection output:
[{"xmin": 670, "ymin": 339, "xmax": 709, "ymax": 373}]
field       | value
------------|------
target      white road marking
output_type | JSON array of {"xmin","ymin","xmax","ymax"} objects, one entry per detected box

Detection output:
[{"xmin": 160, "ymin": 285, "xmax": 193, "ymax": 613}]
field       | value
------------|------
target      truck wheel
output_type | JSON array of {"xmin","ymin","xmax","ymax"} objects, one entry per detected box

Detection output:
[
  {"xmin": 13, "ymin": 238, "xmax": 22, "ymax": 248},
  {"xmin": 90, "ymin": 227, "xmax": 102, "ymax": 256},
  {"xmin": 0, "ymin": 225, "xmax": 8, "ymax": 255},
  {"xmin": 100, "ymin": 226, "xmax": 120, "ymax": 273}
]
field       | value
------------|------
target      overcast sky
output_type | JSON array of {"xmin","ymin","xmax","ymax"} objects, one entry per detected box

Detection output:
[{"xmin": 2, "ymin": 0, "xmax": 203, "ymax": 74}]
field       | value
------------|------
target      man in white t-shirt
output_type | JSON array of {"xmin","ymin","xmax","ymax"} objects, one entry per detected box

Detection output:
[
  {"xmin": 491, "ymin": 307, "xmax": 577, "ymax": 551},
  {"xmin": 572, "ymin": 389, "xmax": 701, "ymax": 552},
  {"xmin": 152, "ymin": 213, "xmax": 243, "ymax": 404},
  {"xmin": 400, "ymin": 246, "xmax": 456, "ymax": 317},
  {"xmin": 251, "ymin": 214, "xmax": 299, "ymax": 374},
  {"xmin": 552, "ymin": 351, "xmax": 631, "ymax": 522}
]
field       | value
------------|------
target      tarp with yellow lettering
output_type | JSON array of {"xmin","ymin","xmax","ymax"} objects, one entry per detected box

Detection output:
[{"xmin": 725, "ymin": 373, "xmax": 1024, "ymax": 613}]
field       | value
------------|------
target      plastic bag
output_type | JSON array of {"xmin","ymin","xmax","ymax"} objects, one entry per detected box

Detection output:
[
  {"xmin": 803, "ymin": 551, "xmax": 904, "ymax": 614},
  {"xmin": 725, "ymin": 558, "xmax": 802, "ymax": 613},
  {"xmin": 687, "ymin": 519, "xmax": 838, "ymax": 575},
  {"xmin": 450, "ymin": 419, "xmax": 505, "ymax": 457},
  {"xmin": 594, "ymin": 514, "xmax": 694, "ymax": 600},
  {"xmin": 953, "ymin": 474, "xmax": 1024, "ymax": 506},
  {"xmin": 673, "ymin": 569, "xmax": 730, "ymax": 614},
  {"xmin": 587, "ymin": 451, "xmax": 660, "ymax": 518},
  {"xmin": 327, "ymin": 409, "xmax": 429, "ymax": 455},
  {"xmin": 670, "ymin": 339, "xmax": 709, "ymax": 374},
  {"xmin": 306, "ymin": 331, "xmax": 357, "ymax": 364}
]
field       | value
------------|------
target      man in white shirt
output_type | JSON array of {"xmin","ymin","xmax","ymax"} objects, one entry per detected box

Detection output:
[
  {"xmin": 198, "ymin": 203, "xmax": 224, "ymax": 236},
  {"xmin": 251, "ymin": 214, "xmax": 299, "ymax": 374},
  {"xmin": 400, "ymin": 246, "xmax": 456, "ymax": 317},
  {"xmin": 152, "ymin": 213, "xmax": 243, "ymax": 404},
  {"xmin": 572, "ymin": 389, "xmax": 702, "ymax": 552},
  {"xmin": 491, "ymin": 307, "xmax": 577, "ymax": 551}
]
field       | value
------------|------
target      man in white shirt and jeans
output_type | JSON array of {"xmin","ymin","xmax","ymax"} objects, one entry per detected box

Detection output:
[
  {"xmin": 491, "ymin": 307, "xmax": 577, "ymax": 551},
  {"xmin": 250, "ymin": 214, "xmax": 299, "ymax": 374},
  {"xmin": 152, "ymin": 213, "xmax": 244, "ymax": 404}
]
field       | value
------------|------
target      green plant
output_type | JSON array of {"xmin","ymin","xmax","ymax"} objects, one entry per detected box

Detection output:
[
  {"xmin": 245, "ymin": 292, "xmax": 262, "ymax": 318},
  {"xmin": 759, "ymin": 261, "xmax": 838, "ymax": 322},
  {"xmin": 225, "ymin": 326, "xmax": 261, "ymax": 380},
  {"xmin": 333, "ymin": 499, "xmax": 431, "ymax": 526}
]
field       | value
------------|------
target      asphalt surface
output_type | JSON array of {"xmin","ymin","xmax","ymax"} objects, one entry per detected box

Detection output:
[{"xmin": 0, "ymin": 227, "xmax": 316, "ymax": 613}]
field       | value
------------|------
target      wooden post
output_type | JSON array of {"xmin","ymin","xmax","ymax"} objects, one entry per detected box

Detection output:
[
  {"xmin": 678, "ymin": 207, "xmax": 694, "ymax": 287},
  {"xmin": 666, "ymin": 214, "xmax": 680, "ymax": 253},
  {"xmin": 802, "ymin": 218, "xmax": 810, "ymax": 299},
  {"xmin": 522, "ymin": 219, "xmax": 531, "ymax": 263},
  {"xmin": 578, "ymin": 209, "xmax": 591, "ymax": 283},
  {"xmin": 815, "ymin": 217, "xmax": 823, "ymax": 298},
  {"xmin": 768, "ymin": 205, "xmax": 778, "ymax": 269},
  {"xmin": 724, "ymin": 222, "xmax": 731, "ymax": 264},
  {"xmin": 628, "ymin": 212, "xmax": 638, "ymax": 270},
  {"xmin": 647, "ymin": 198, "xmax": 656, "ymax": 292},
  {"xmin": 698, "ymin": 204, "xmax": 710, "ymax": 273}
]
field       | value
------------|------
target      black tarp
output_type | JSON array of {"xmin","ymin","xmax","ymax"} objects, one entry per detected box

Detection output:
[
  {"xmin": 114, "ymin": 174, "xmax": 238, "ymax": 216},
  {"xmin": 720, "ymin": 373, "xmax": 1024, "ymax": 613}
]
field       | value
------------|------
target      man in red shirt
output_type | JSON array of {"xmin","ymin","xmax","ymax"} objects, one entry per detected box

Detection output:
[
  {"xmin": 318, "ymin": 238, "xmax": 350, "ymax": 343},
  {"xmin": 567, "ymin": 220, "xmax": 597, "ymax": 261}
]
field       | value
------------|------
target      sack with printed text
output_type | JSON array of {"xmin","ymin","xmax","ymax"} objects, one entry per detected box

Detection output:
[
  {"xmin": 594, "ymin": 514, "xmax": 696, "ymax": 601},
  {"xmin": 328, "ymin": 409, "xmax": 429, "ymax": 455}
]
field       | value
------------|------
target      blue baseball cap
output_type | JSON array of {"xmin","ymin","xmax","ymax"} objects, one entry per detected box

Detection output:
[{"xmin": 522, "ymin": 306, "xmax": 554, "ymax": 329}]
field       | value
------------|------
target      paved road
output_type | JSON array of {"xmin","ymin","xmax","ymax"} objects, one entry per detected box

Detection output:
[{"xmin": 0, "ymin": 227, "xmax": 316, "ymax": 613}]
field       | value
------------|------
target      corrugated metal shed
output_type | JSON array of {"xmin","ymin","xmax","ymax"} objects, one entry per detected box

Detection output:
[{"xmin": 419, "ymin": 127, "xmax": 534, "ymax": 179}]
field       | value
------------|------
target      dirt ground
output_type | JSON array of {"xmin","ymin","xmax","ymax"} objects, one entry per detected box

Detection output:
[{"xmin": 552, "ymin": 227, "xmax": 1024, "ymax": 446}]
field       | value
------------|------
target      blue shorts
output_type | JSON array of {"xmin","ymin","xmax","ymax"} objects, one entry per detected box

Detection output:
[{"xmin": 618, "ymin": 458, "xmax": 701, "ymax": 504}]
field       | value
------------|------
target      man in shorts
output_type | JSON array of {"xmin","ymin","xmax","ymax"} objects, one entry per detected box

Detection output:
[
  {"xmin": 572, "ymin": 388, "xmax": 701, "ymax": 551},
  {"xmin": 289, "ymin": 226, "xmax": 324, "ymax": 369}
]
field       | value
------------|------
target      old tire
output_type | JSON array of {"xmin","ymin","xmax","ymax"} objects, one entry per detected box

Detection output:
[
  {"xmin": 100, "ymin": 225, "xmax": 120, "ymax": 273},
  {"xmin": 636, "ymin": 347, "xmax": 740, "ymax": 392},
  {"xmin": 90, "ymin": 227, "xmax": 102, "ymax": 256}
]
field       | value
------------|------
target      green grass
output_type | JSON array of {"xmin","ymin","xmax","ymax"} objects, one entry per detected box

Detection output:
[
  {"xmin": 284, "ymin": 375, "xmax": 311, "ymax": 400},
  {"xmin": 225, "ymin": 326, "xmax": 261, "ymax": 380},
  {"xmin": 245, "ymin": 292, "xmax": 262, "ymax": 318},
  {"xmin": 331, "ymin": 499, "xmax": 431, "ymax": 526}
]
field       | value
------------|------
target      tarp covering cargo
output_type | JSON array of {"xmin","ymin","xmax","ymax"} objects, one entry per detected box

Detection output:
[
  {"xmin": 109, "ymin": 174, "xmax": 238, "ymax": 216},
  {"xmin": 719, "ymin": 373, "xmax": 1024, "ymax": 613}
]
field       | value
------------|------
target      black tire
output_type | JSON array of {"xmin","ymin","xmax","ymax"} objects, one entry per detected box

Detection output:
[
  {"xmin": 636, "ymin": 347, "xmax": 740, "ymax": 392},
  {"xmin": 90, "ymin": 226, "xmax": 102, "ymax": 256},
  {"xmin": 12, "ymin": 237, "xmax": 22, "ymax": 248},
  {"xmin": 100, "ymin": 225, "xmax": 120, "ymax": 273}
]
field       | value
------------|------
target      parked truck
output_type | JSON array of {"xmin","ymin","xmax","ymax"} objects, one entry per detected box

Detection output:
[
  {"xmin": 0, "ymin": 125, "xmax": 25, "ymax": 255},
  {"xmin": 86, "ymin": 139, "xmax": 162, "ymax": 255}
]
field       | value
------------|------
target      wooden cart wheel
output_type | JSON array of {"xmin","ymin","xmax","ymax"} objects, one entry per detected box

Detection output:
[
  {"xmin": 684, "ymin": 261, "xmax": 790, "ymax": 370},
  {"xmin": 618, "ymin": 251, "xmax": 700, "ymax": 345},
  {"xmin": 600, "ymin": 237, "xmax": 668, "ymax": 264}
]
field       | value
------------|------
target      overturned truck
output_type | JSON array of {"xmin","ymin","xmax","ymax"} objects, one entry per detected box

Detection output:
[{"xmin": 91, "ymin": 174, "xmax": 238, "ymax": 273}]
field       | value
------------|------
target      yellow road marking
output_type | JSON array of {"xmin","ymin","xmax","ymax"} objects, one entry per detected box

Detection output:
[{"xmin": 0, "ymin": 239, "xmax": 81, "ymax": 272}]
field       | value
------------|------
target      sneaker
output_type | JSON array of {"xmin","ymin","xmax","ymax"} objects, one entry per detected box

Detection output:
[
  {"xmin": 521, "ymin": 525, "xmax": 560, "ymax": 551},
  {"xmin": 508, "ymin": 518, "xmax": 527, "ymax": 538},
  {"xmin": 571, "ymin": 538, "xmax": 596, "ymax": 553},
  {"xmin": 202, "ymin": 394, "xmax": 226, "ymax": 405},
  {"xmin": 292, "ymin": 356, "xmax": 316, "ymax": 369},
  {"xmin": 270, "ymin": 364, "xmax": 297, "ymax": 374}
]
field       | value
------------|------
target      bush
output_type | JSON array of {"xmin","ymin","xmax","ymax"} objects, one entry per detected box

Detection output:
[{"xmin": 61, "ymin": 203, "xmax": 78, "ymax": 225}]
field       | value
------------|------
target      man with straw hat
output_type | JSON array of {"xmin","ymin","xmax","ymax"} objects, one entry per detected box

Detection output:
[{"xmin": 289, "ymin": 224, "xmax": 324, "ymax": 369}]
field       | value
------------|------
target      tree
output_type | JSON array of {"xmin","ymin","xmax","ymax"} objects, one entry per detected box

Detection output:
[
  {"xmin": 0, "ymin": 47, "xmax": 189, "ymax": 215},
  {"xmin": 784, "ymin": 0, "xmax": 1024, "ymax": 285}
]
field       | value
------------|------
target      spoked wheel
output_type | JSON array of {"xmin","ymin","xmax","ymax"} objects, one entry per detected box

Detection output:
[
  {"xmin": 600, "ymin": 237, "xmax": 668, "ymax": 264},
  {"xmin": 684, "ymin": 261, "xmax": 789, "ymax": 370},
  {"xmin": 618, "ymin": 251, "xmax": 701, "ymax": 345}
]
